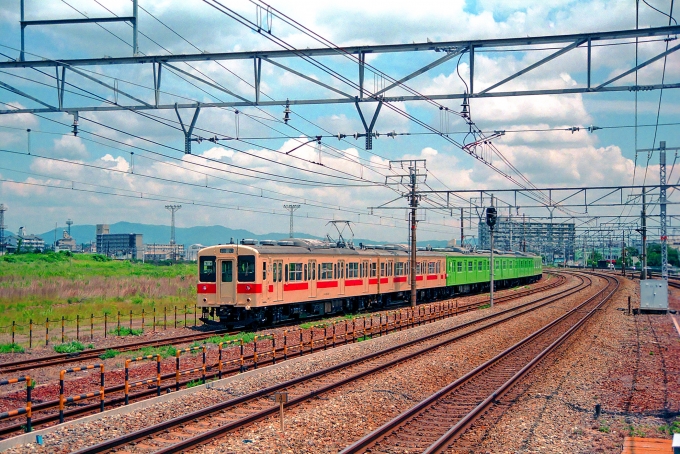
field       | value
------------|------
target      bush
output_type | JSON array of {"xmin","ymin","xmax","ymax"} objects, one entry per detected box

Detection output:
[
  {"xmin": 110, "ymin": 326, "xmax": 144, "ymax": 336},
  {"xmin": 186, "ymin": 379, "xmax": 203, "ymax": 388},
  {"xmin": 99, "ymin": 349, "xmax": 119, "ymax": 359},
  {"xmin": 0, "ymin": 343, "xmax": 25, "ymax": 353},
  {"xmin": 53, "ymin": 341, "xmax": 85, "ymax": 354}
]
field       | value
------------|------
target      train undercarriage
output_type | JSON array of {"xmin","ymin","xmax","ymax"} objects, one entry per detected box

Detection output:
[{"xmin": 200, "ymin": 274, "xmax": 542, "ymax": 329}]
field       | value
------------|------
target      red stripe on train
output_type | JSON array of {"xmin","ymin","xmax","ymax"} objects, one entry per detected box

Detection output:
[
  {"xmin": 317, "ymin": 281, "xmax": 338, "ymax": 289},
  {"xmin": 368, "ymin": 278, "xmax": 378, "ymax": 285},
  {"xmin": 237, "ymin": 284, "xmax": 263, "ymax": 293},
  {"xmin": 345, "ymin": 279, "xmax": 363, "ymax": 286},
  {"xmin": 426, "ymin": 274, "xmax": 438, "ymax": 281},
  {"xmin": 283, "ymin": 282, "xmax": 309, "ymax": 291},
  {"xmin": 197, "ymin": 283, "xmax": 216, "ymax": 294},
  {"xmin": 416, "ymin": 275, "xmax": 424, "ymax": 281},
  {"xmin": 394, "ymin": 276, "xmax": 407, "ymax": 283}
]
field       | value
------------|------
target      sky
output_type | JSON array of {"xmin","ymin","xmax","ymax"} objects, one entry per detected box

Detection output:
[{"xmin": 0, "ymin": 0, "xmax": 678, "ymax": 244}]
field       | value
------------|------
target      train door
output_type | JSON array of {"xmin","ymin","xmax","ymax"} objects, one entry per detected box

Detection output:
[
  {"xmin": 309, "ymin": 260, "xmax": 317, "ymax": 298},
  {"xmin": 362, "ymin": 260, "xmax": 369, "ymax": 293},
  {"xmin": 338, "ymin": 260, "xmax": 345, "ymax": 294},
  {"xmin": 387, "ymin": 260, "xmax": 394, "ymax": 291},
  {"xmin": 218, "ymin": 259, "xmax": 235, "ymax": 304},
  {"xmin": 273, "ymin": 260, "xmax": 284, "ymax": 301}
]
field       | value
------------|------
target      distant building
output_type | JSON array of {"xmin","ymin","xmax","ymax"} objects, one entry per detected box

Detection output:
[
  {"xmin": 185, "ymin": 244, "xmax": 204, "ymax": 261},
  {"xmin": 478, "ymin": 217, "xmax": 575, "ymax": 262},
  {"xmin": 96, "ymin": 224, "xmax": 143, "ymax": 260},
  {"xmin": 55, "ymin": 230, "xmax": 76, "ymax": 252},
  {"xmin": 4, "ymin": 227, "xmax": 45, "ymax": 253},
  {"xmin": 144, "ymin": 243, "xmax": 185, "ymax": 261}
]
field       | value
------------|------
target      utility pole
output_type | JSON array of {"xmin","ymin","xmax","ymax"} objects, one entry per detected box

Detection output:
[
  {"xmin": 460, "ymin": 207, "xmax": 464, "ymax": 247},
  {"xmin": 165, "ymin": 205, "xmax": 181, "ymax": 262},
  {"xmin": 638, "ymin": 188, "xmax": 647, "ymax": 279},
  {"xmin": 660, "ymin": 141, "xmax": 668, "ymax": 281},
  {"xmin": 0, "ymin": 204, "xmax": 5, "ymax": 255},
  {"xmin": 622, "ymin": 230, "xmax": 626, "ymax": 276},
  {"xmin": 486, "ymin": 196, "xmax": 497, "ymax": 308},
  {"xmin": 283, "ymin": 204, "xmax": 300, "ymax": 238},
  {"xmin": 409, "ymin": 168, "xmax": 418, "ymax": 308}
]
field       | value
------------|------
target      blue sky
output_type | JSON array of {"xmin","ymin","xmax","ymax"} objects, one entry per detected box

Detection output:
[{"xmin": 0, "ymin": 0, "xmax": 678, "ymax": 244}]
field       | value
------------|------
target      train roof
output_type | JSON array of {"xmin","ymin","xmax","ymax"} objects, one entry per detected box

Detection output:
[{"xmin": 199, "ymin": 239, "xmax": 536, "ymax": 258}]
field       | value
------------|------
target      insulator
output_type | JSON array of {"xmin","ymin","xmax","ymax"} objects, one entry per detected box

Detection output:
[{"xmin": 283, "ymin": 100, "xmax": 291, "ymax": 124}]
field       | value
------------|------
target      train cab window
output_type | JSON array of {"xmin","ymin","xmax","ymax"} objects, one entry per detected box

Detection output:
[
  {"xmin": 221, "ymin": 261, "xmax": 233, "ymax": 283},
  {"xmin": 457, "ymin": 262, "xmax": 462, "ymax": 273},
  {"xmin": 199, "ymin": 256, "xmax": 216, "ymax": 282},
  {"xmin": 370, "ymin": 263, "xmax": 377, "ymax": 277},
  {"xmin": 237, "ymin": 255, "xmax": 256, "ymax": 282},
  {"xmin": 289, "ymin": 263, "xmax": 303, "ymax": 281},
  {"xmin": 262, "ymin": 262, "xmax": 267, "ymax": 281}
]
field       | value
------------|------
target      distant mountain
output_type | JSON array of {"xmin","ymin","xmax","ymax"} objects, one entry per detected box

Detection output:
[{"xmin": 40, "ymin": 222, "xmax": 455, "ymax": 249}]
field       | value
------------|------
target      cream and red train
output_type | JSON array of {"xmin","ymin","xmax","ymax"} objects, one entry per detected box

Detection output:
[{"xmin": 196, "ymin": 238, "xmax": 542, "ymax": 328}]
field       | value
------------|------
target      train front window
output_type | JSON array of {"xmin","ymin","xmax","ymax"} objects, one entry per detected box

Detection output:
[
  {"xmin": 237, "ymin": 255, "xmax": 256, "ymax": 282},
  {"xmin": 199, "ymin": 256, "xmax": 216, "ymax": 282}
]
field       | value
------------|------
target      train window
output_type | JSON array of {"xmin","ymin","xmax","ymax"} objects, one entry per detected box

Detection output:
[
  {"xmin": 428, "ymin": 262, "xmax": 435, "ymax": 274},
  {"xmin": 262, "ymin": 262, "xmax": 267, "ymax": 281},
  {"xmin": 495, "ymin": 261, "xmax": 499, "ymax": 270},
  {"xmin": 360, "ymin": 263, "xmax": 364, "ymax": 278},
  {"xmin": 468, "ymin": 261, "xmax": 473, "ymax": 272},
  {"xmin": 339, "ymin": 261, "xmax": 345, "ymax": 279},
  {"xmin": 436, "ymin": 262, "xmax": 441, "ymax": 273},
  {"xmin": 273, "ymin": 264, "xmax": 277, "ymax": 283},
  {"xmin": 304, "ymin": 264, "xmax": 308, "ymax": 281},
  {"xmin": 221, "ymin": 261, "xmax": 233, "ymax": 283},
  {"xmin": 348, "ymin": 262, "xmax": 359, "ymax": 278},
  {"xmin": 199, "ymin": 256, "xmax": 216, "ymax": 282},
  {"xmin": 478, "ymin": 261, "xmax": 482, "ymax": 271},
  {"xmin": 370, "ymin": 262, "xmax": 377, "ymax": 277},
  {"xmin": 388, "ymin": 262, "xmax": 393, "ymax": 276},
  {"xmin": 278, "ymin": 263, "xmax": 282, "ymax": 282},
  {"xmin": 457, "ymin": 262, "xmax": 462, "ymax": 273},
  {"xmin": 395, "ymin": 262, "xmax": 404, "ymax": 276},
  {"xmin": 381, "ymin": 262, "xmax": 386, "ymax": 277},
  {"xmin": 509, "ymin": 261, "xmax": 513, "ymax": 269},
  {"xmin": 415, "ymin": 262, "xmax": 421, "ymax": 275},
  {"xmin": 285, "ymin": 264, "xmax": 288, "ymax": 282},
  {"xmin": 312, "ymin": 263, "xmax": 316, "ymax": 280},
  {"xmin": 237, "ymin": 255, "xmax": 256, "ymax": 282},
  {"xmin": 289, "ymin": 263, "xmax": 303, "ymax": 281},
  {"xmin": 320, "ymin": 263, "xmax": 333, "ymax": 279}
]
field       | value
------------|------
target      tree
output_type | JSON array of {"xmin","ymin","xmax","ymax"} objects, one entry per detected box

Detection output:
[{"xmin": 646, "ymin": 244, "xmax": 680, "ymax": 267}]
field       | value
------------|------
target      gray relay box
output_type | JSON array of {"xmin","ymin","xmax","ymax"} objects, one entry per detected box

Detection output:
[{"xmin": 639, "ymin": 280, "xmax": 668, "ymax": 311}]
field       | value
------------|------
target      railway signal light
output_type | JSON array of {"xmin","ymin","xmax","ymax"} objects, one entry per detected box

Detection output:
[{"xmin": 486, "ymin": 206, "xmax": 497, "ymax": 229}]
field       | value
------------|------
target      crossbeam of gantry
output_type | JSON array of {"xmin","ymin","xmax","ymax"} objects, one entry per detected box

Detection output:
[{"xmin": 0, "ymin": 26, "xmax": 679, "ymax": 114}]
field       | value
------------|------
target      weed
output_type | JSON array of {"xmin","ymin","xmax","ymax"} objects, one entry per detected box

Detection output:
[
  {"xmin": 628, "ymin": 425, "xmax": 646, "ymax": 437},
  {"xmin": 110, "ymin": 327, "xmax": 144, "ymax": 336},
  {"xmin": 356, "ymin": 335, "xmax": 369, "ymax": 342},
  {"xmin": 0, "ymin": 343, "xmax": 25, "ymax": 353},
  {"xmin": 478, "ymin": 304, "xmax": 491, "ymax": 310},
  {"xmin": 649, "ymin": 351, "xmax": 655, "ymax": 355},
  {"xmin": 186, "ymin": 379, "xmax": 203, "ymax": 388},
  {"xmin": 206, "ymin": 332, "xmax": 261, "ymax": 345},
  {"xmin": 125, "ymin": 345, "xmax": 177, "ymax": 359},
  {"xmin": 598, "ymin": 425, "xmax": 610, "ymax": 433},
  {"xmin": 87, "ymin": 344, "xmax": 95, "ymax": 349},
  {"xmin": 99, "ymin": 349, "xmax": 120, "ymax": 359},
  {"xmin": 53, "ymin": 341, "xmax": 85, "ymax": 354},
  {"xmin": 658, "ymin": 418, "xmax": 680, "ymax": 435}
]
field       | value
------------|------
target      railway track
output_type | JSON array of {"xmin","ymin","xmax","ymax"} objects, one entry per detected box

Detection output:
[
  {"xmin": 0, "ymin": 329, "xmax": 232, "ymax": 376},
  {"xmin": 340, "ymin": 272, "xmax": 619, "ymax": 454},
  {"xmin": 0, "ymin": 273, "xmax": 565, "ymax": 437},
  {"xmin": 70, "ymin": 272, "xmax": 588, "ymax": 454}
]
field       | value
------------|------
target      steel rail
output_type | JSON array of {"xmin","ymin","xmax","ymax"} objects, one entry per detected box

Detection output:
[
  {"xmin": 72, "ymin": 273, "xmax": 585, "ymax": 454},
  {"xmin": 340, "ymin": 272, "xmax": 617, "ymax": 454},
  {"xmin": 0, "ymin": 274, "xmax": 562, "ymax": 437}
]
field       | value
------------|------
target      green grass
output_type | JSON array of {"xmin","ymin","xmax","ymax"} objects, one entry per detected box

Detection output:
[
  {"xmin": 356, "ymin": 335, "xmax": 369, "ymax": 342},
  {"xmin": 206, "ymin": 332, "xmax": 259, "ymax": 345},
  {"xmin": 99, "ymin": 349, "xmax": 120, "ymax": 359},
  {"xmin": 110, "ymin": 327, "xmax": 144, "ymax": 336},
  {"xmin": 598, "ymin": 425, "xmax": 610, "ymax": 433},
  {"xmin": 0, "ymin": 342, "xmax": 25, "ymax": 353},
  {"xmin": 478, "ymin": 304, "xmax": 491, "ymax": 309},
  {"xmin": 186, "ymin": 379, "xmax": 203, "ymax": 388},
  {"xmin": 53, "ymin": 341, "xmax": 85, "ymax": 353},
  {"xmin": 124, "ymin": 345, "xmax": 177, "ymax": 359},
  {"xmin": 0, "ymin": 252, "xmax": 195, "ymax": 328},
  {"xmin": 628, "ymin": 425, "xmax": 646, "ymax": 437},
  {"xmin": 658, "ymin": 418, "xmax": 680, "ymax": 435}
]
